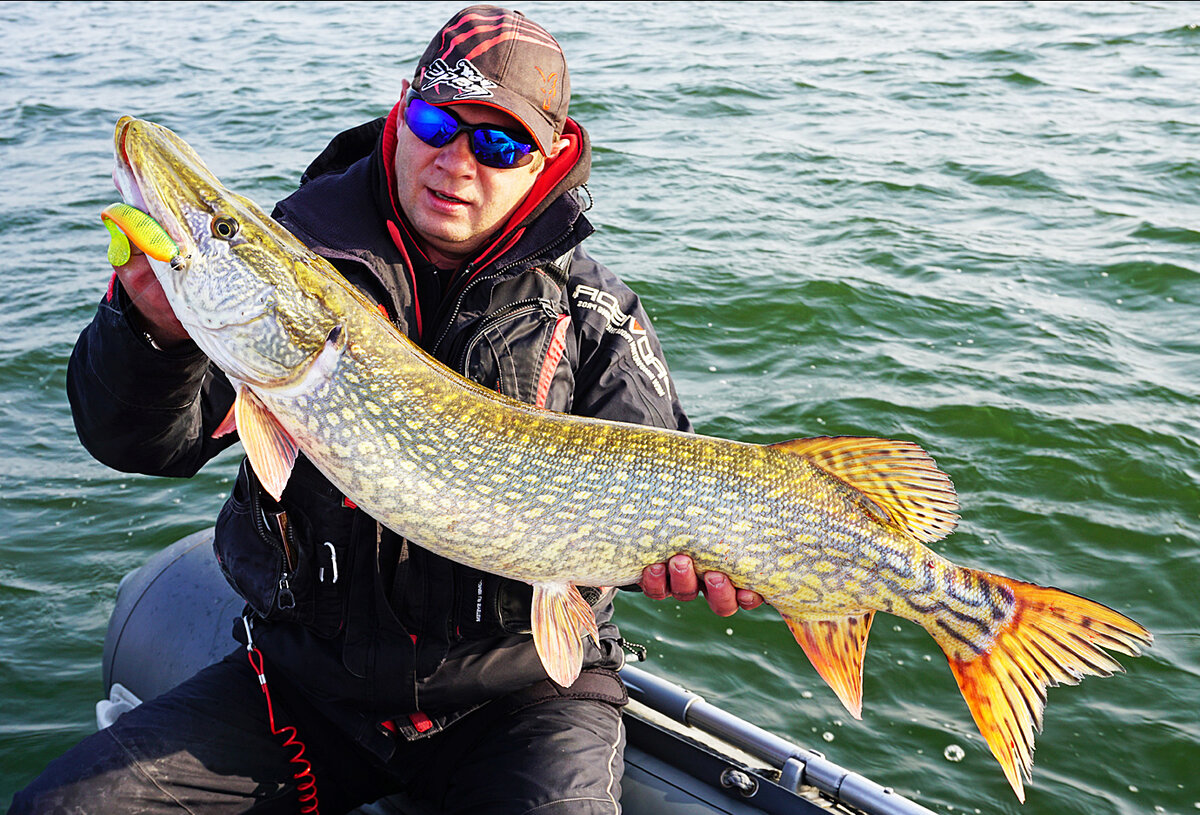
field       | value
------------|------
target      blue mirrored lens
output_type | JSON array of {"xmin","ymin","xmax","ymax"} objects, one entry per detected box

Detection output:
[
  {"xmin": 473, "ymin": 128, "xmax": 533, "ymax": 169},
  {"xmin": 405, "ymin": 98, "xmax": 459, "ymax": 147},
  {"xmin": 404, "ymin": 96, "xmax": 535, "ymax": 169}
]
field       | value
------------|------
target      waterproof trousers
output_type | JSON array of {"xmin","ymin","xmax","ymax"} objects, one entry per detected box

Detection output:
[{"xmin": 10, "ymin": 651, "xmax": 626, "ymax": 815}]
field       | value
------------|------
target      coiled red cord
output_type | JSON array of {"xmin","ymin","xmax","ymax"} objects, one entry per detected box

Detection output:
[{"xmin": 246, "ymin": 644, "xmax": 320, "ymax": 813}]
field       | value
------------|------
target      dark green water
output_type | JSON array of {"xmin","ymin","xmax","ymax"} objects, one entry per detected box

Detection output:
[{"xmin": 1, "ymin": 2, "xmax": 1197, "ymax": 813}]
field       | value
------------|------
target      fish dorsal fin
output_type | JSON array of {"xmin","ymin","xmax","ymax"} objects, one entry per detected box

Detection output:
[
  {"xmin": 531, "ymin": 582, "xmax": 600, "ymax": 688},
  {"xmin": 771, "ymin": 436, "xmax": 959, "ymax": 543},
  {"xmin": 234, "ymin": 387, "xmax": 299, "ymax": 501},
  {"xmin": 783, "ymin": 611, "xmax": 875, "ymax": 719}
]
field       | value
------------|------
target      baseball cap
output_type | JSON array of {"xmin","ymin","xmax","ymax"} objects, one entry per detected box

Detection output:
[{"xmin": 413, "ymin": 5, "xmax": 569, "ymax": 156}]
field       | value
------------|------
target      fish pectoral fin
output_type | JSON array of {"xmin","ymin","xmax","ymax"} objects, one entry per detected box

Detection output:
[
  {"xmin": 783, "ymin": 610, "xmax": 875, "ymax": 720},
  {"xmin": 770, "ymin": 436, "xmax": 959, "ymax": 543},
  {"xmin": 531, "ymin": 582, "xmax": 601, "ymax": 688},
  {"xmin": 234, "ymin": 387, "xmax": 299, "ymax": 501},
  {"xmin": 212, "ymin": 402, "xmax": 238, "ymax": 439}
]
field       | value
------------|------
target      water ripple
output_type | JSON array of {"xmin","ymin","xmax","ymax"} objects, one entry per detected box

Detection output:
[{"xmin": 1, "ymin": 3, "xmax": 1196, "ymax": 813}]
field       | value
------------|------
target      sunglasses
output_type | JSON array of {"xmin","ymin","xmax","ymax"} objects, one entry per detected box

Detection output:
[{"xmin": 403, "ymin": 92, "xmax": 537, "ymax": 169}]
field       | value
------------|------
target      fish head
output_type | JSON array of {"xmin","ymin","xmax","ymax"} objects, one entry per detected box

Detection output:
[{"xmin": 112, "ymin": 115, "xmax": 338, "ymax": 387}]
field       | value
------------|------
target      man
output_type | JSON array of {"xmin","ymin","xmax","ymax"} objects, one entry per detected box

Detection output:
[{"xmin": 14, "ymin": 6, "xmax": 761, "ymax": 813}]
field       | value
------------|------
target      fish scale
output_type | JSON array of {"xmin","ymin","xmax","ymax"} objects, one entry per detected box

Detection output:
[
  {"xmin": 107, "ymin": 114, "xmax": 1151, "ymax": 804},
  {"xmin": 266, "ymin": 302, "xmax": 1027, "ymax": 669},
  {"xmin": 281, "ymin": 331, "xmax": 879, "ymax": 592}
]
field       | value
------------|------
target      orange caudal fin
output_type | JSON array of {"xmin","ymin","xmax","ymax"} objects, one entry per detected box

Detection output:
[
  {"xmin": 783, "ymin": 611, "xmax": 875, "ymax": 719},
  {"xmin": 941, "ymin": 574, "xmax": 1152, "ymax": 802}
]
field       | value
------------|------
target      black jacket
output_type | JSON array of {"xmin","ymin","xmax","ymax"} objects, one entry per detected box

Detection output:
[{"xmin": 67, "ymin": 107, "xmax": 691, "ymax": 758}]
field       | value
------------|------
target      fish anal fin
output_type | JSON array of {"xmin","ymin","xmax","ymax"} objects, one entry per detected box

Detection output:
[
  {"xmin": 531, "ymin": 582, "xmax": 601, "ymax": 688},
  {"xmin": 771, "ymin": 436, "xmax": 959, "ymax": 543},
  {"xmin": 938, "ymin": 572, "xmax": 1153, "ymax": 802},
  {"xmin": 234, "ymin": 387, "xmax": 299, "ymax": 501},
  {"xmin": 783, "ymin": 611, "xmax": 875, "ymax": 719}
]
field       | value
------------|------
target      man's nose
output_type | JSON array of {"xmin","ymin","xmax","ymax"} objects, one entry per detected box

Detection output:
[{"xmin": 434, "ymin": 132, "xmax": 477, "ymax": 175}]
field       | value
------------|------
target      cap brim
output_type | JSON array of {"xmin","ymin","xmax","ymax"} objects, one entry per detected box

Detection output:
[{"xmin": 423, "ymin": 86, "xmax": 555, "ymax": 156}]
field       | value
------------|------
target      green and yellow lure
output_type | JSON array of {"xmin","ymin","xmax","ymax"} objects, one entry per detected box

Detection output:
[{"xmin": 101, "ymin": 202, "xmax": 178, "ymax": 266}]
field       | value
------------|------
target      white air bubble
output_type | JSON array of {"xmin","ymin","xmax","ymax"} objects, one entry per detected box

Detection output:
[{"xmin": 944, "ymin": 744, "xmax": 965, "ymax": 762}]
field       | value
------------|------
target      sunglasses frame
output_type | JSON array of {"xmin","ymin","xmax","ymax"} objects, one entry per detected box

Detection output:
[{"xmin": 403, "ymin": 91, "xmax": 538, "ymax": 170}]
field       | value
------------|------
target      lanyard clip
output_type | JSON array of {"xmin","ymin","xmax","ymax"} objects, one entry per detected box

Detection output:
[{"xmin": 242, "ymin": 614, "xmax": 256, "ymax": 651}]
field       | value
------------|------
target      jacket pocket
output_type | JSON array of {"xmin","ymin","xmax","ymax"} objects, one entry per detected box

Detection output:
[
  {"xmin": 213, "ymin": 459, "xmax": 345, "ymax": 636},
  {"xmin": 460, "ymin": 299, "xmax": 574, "ymax": 409},
  {"xmin": 452, "ymin": 567, "xmax": 533, "ymax": 638},
  {"xmin": 451, "ymin": 566, "xmax": 612, "ymax": 640},
  {"xmin": 214, "ymin": 459, "xmax": 300, "ymax": 621}
]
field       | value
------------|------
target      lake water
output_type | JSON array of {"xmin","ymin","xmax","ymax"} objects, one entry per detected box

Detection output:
[{"xmin": 1, "ymin": 2, "xmax": 1197, "ymax": 813}]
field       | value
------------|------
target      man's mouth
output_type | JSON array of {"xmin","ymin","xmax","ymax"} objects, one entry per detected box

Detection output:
[{"xmin": 431, "ymin": 189, "xmax": 469, "ymax": 205}]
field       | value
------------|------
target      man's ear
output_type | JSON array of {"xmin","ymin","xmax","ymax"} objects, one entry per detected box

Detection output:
[{"xmin": 546, "ymin": 135, "xmax": 571, "ymax": 161}]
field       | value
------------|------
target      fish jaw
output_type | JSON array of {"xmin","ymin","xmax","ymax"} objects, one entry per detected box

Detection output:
[{"xmin": 111, "ymin": 116, "xmax": 333, "ymax": 389}]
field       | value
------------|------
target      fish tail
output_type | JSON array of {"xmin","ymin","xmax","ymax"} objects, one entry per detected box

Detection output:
[{"xmin": 935, "ymin": 571, "xmax": 1152, "ymax": 802}]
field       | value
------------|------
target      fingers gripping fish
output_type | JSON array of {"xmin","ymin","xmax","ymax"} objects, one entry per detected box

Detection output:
[{"xmin": 105, "ymin": 115, "xmax": 1151, "ymax": 802}]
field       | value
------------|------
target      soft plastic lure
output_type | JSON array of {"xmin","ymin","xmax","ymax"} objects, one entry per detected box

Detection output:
[{"xmin": 101, "ymin": 202, "xmax": 178, "ymax": 266}]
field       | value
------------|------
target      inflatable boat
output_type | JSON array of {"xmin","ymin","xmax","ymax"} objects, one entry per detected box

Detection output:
[{"xmin": 99, "ymin": 530, "xmax": 935, "ymax": 815}]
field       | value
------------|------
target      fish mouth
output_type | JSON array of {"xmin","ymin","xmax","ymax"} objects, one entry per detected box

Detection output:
[
  {"xmin": 112, "ymin": 117, "xmax": 148, "ymax": 211},
  {"xmin": 110, "ymin": 116, "xmax": 188, "ymax": 255},
  {"xmin": 106, "ymin": 116, "xmax": 325, "ymax": 384}
]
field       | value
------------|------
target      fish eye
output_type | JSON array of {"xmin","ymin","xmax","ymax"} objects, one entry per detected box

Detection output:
[{"xmin": 211, "ymin": 215, "xmax": 239, "ymax": 240}]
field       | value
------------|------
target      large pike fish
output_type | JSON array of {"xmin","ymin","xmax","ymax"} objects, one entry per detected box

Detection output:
[{"xmin": 106, "ymin": 115, "xmax": 1150, "ymax": 802}]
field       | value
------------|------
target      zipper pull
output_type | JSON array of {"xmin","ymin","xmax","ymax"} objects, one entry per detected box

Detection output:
[
  {"xmin": 277, "ymin": 574, "xmax": 296, "ymax": 610},
  {"xmin": 323, "ymin": 542, "xmax": 339, "ymax": 584},
  {"xmin": 275, "ymin": 512, "xmax": 297, "ymax": 572}
]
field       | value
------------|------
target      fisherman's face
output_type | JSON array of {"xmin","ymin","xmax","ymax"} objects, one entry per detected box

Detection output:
[{"xmin": 393, "ymin": 80, "xmax": 555, "ymax": 267}]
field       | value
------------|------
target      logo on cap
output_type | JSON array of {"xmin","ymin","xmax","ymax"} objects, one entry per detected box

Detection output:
[
  {"xmin": 421, "ymin": 57, "xmax": 496, "ymax": 100},
  {"xmin": 534, "ymin": 66, "xmax": 558, "ymax": 112}
]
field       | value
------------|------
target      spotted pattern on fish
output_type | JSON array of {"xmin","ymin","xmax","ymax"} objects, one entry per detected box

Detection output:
[{"xmin": 110, "ymin": 115, "xmax": 1152, "ymax": 803}]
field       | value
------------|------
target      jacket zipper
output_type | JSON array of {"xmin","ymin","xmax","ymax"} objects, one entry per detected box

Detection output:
[
  {"xmin": 249, "ymin": 483, "xmax": 298, "ymax": 611},
  {"xmin": 454, "ymin": 299, "xmax": 554, "ymax": 374},
  {"xmin": 429, "ymin": 227, "xmax": 577, "ymax": 360}
]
